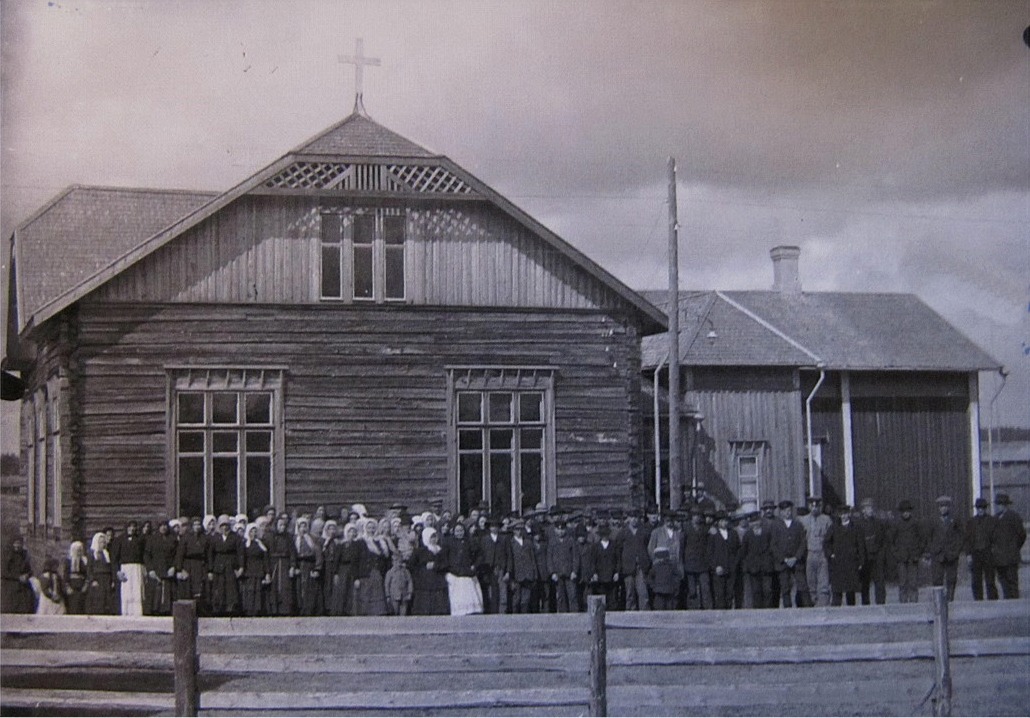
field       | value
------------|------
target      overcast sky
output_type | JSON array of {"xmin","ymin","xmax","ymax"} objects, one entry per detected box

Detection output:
[{"xmin": 2, "ymin": 0, "xmax": 1028, "ymax": 452}]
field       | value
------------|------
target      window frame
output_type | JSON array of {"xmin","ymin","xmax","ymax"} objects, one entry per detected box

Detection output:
[
  {"xmin": 319, "ymin": 206, "xmax": 408, "ymax": 304},
  {"xmin": 447, "ymin": 367, "xmax": 556, "ymax": 516},
  {"xmin": 730, "ymin": 440, "xmax": 767, "ymax": 513},
  {"xmin": 166, "ymin": 367, "xmax": 286, "ymax": 518}
]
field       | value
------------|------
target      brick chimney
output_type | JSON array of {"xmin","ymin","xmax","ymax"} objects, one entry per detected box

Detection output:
[{"xmin": 770, "ymin": 245, "xmax": 801, "ymax": 295}]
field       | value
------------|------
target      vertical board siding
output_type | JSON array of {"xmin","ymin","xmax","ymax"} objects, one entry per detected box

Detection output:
[
  {"xmin": 687, "ymin": 368, "xmax": 805, "ymax": 507},
  {"xmin": 91, "ymin": 197, "xmax": 630, "ymax": 316},
  {"xmin": 852, "ymin": 395, "xmax": 972, "ymax": 520},
  {"xmin": 67, "ymin": 302, "xmax": 644, "ymax": 533}
]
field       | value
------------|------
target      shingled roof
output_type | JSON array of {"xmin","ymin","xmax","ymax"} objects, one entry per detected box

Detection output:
[
  {"xmin": 641, "ymin": 289, "xmax": 998, "ymax": 372},
  {"xmin": 10, "ymin": 186, "xmax": 216, "ymax": 334},
  {"xmin": 7, "ymin": 111, "xmax": 666, "ymax": 336}
]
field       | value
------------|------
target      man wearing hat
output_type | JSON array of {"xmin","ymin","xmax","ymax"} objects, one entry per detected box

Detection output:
[
  {"xmin": 965, "ymin": 497, "xmax": 999, "ymax": 601},
  {"xmin": 509, "ymin": 521, "xmax": 538, "ymax": 613},
  {"xmin": 992, "ymin": 494, "xmax": 1027, "ymax": 599},
  {"xmin": 824, "ymin": 505, "xmax": 864, "ymax": 606},
  {"xmin": 617, "ymin": 509, "xmax": 652, "ymax": 611},
  {"xmin": 583, "ymin": 523, "xmax": 619, "ymax": 608},
  {"xmin": 707, "ymin": 511, "xmax": 740, "ymax": 609},
  {"xmin": 889, "ymin": 500, "xmax": 924, "ymax": 603},
  {"xmin": 682, "ymin": 508, "xmax": 712, "ymax": 610},
  {"xmin": 925, "ymin": 496, "xmax": 964, "ymax": 601},
  {"xmin": 855, "ymin": 498, "xmax": 888, "ymax": 605},
  {"xmin": 647, "ymin": 511, "xmax": 684, "ymax": 579},
  {"xmin": 477, "ymin": 517, "xmax": 512, "ymax": 614},
  {"xmin": 769, "ymin": 500, "xmax": 811, "ymax": 607},
  {"xmin": 799, "ymin": 496, "xmax": 833, "ymax": 607}
]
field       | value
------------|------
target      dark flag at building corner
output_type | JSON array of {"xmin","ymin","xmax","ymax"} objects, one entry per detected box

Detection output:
[{"xmin": 1, "ymin": 370, "xmax": 25, "ymax": 401}]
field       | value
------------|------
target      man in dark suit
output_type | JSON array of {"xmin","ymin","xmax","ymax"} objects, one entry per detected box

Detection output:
[
  {"xmin": 925, "ymin": 495, "xmax": 964, "ymax": 601},
  {"xmin": 509, "ymin": 521, "xmax": 538, "ymax": 613},
  {"xmin": 584, "ymin": 524, "xmax": 620, "ymax": 608},
  {"xmin": 965, "ymin": 497, "xmax": 999, "ymax": 601},
  {"xmin": 707, "ymin": 511, "xmax": 740, "ymax": 609},
  {"xmin": 477, "ymin": 517, "xmax": 512, "ymax": 613},
  {"xmin": 890, "ymin": 499, "xmax": 924, "ymax": 604},
  {"xmin": 855, "ymin": 498, "xmax": 889, "ymax": 605},
  {"xmin": 769, "ymin": 500, "xmax": 810, "ymax": 607},
  {"xmin": 993, "ymin": 494, "xmax": 1027, "ymax": 599},
  {"xmin": 617, "ymin": 510, "xmax": 651, "ymax": 611},
  {"xmin": 682, "ymin": 508, "xmax": 712, "ymax": 609}
]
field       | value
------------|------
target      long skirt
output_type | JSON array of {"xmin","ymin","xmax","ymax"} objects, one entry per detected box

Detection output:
[
  {"xmin": 2, "ymin": 578, "xmax": 36, "ymax": 614},
  {"xmin": 146, "ymin": 575, "xmax": 175, "ymax": 615},
  {"xmin": 327, "ymin": 568, "xmax": 354, "ymax": 616},
  {"xmin": 30, "ymin": 579, "xmax": 65, "ymax": 616},
  {"xmin": 65, "ymin": 583, "xmax": 88, "ymax": 615},
  {"xmin": 85, "ymin": 581, "xmax": 117, "ymax": 615},
  {"xmin": 119, "ymin": 563, "xmax": 145, "ymax": 616},
  {"xmin": 355, "ymin": 569, "xmax": 388, "ymax": 616},
  {"xmin": 266, "ymin": 558, "xmax": 294, "ymax": 616},
  {"xmin": 240, "ymin": 576, "xmax": 266, "ymax": 617},
  {"xmin": 210, "ymin": 570, "xmax": 240, "ymax": 615},
  {"xmin": 446, "ymin": 574, "xmax": 484, "ymax": 616},
  {"xmin": 295, "ymin": 566, "xmax": 322, "ymax": 616},
  {"xmin": 412, "ymin": 586, "xmax": 450, "ymax": 616}
]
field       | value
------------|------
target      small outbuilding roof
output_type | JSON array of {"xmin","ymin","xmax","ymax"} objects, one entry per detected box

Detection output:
[{"xmin": 641, "ymin": 289, "xmax": 999, "ymax": 372}]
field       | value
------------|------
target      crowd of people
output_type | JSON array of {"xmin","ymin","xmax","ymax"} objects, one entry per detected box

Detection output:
[{"xmin": 1, "ymin": 491, "xmax": 1025, "ymax": 617}]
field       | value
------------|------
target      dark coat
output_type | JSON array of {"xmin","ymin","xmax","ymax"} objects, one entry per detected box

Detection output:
[
  {"xmin": 440, "ymin": 536, "xmax": 478, "ymax": 577},
  {"xmin": 477, "ymin": 533, "xmax": 511, "ymax": 574},
  {"xmin": 824, "ymin": 520, "xmax": 865, "ymax": 593},
  {"xmin": 926, "ymin": 516, "xmax": 964, "ymax": 564},
  {"xmin": 890, "ymin": 517, "xmax": 925, "ymax": 563},
  {"xmin": 855, "ymin": 515, "xmax": 889, "ymax": 558},
  {"xmin": 770, "ymin": 519, "xmax": 807, "ymax": 570},
  {"xmin": 617, "ymin": 527, "xmax": 652, "ymax": 575},
  {"xmin": 583, "ymin": 539, "xmax": 619, "ymax": 583},
  {"xmin": 509, "ymin": 536, "xmax": 538, "ymax": 583},
  {"xmin": 113, "ymin": 533, "xmax": 145, "ymax": 566},
  {"xmin": 647, "ymin": 558, "xmax": 683, "ymax": 595},
  {"xmin": 681, "ymin": 523, "xmax": 709, "ymax": 574},
  {"xmin": 85, "ymin": 550, "xmax": 117, "ymax": 615},
  {"xmin": 965, "ymin": 514, "xmax": 997, "ymax": 557},
  {"xmin": 2, "ymin": 545, "xmax": 34, "ymax": 614},
  {"xmin": 739, "ymin": 528, "xmax": 775, "ymax": 574},
  {"xmin": 707, "ymin": 529, "xmax": 740, "ymax": 575},
  {"xmin": 546, "ymin": 535, "xmax": 581, "ymax": 578},
  {"xmin": 993, "ymin": 510, "xmax": 1027, "ymax": 567}
]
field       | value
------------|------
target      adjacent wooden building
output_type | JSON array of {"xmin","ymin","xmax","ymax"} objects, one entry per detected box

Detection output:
[
  {"xmin": 4, "ymin": 109, "xmax": 666, "ymax": 541},
  {"xmin": 641, "ymin": 246, "xmax": 1000, "ymax": 519}
]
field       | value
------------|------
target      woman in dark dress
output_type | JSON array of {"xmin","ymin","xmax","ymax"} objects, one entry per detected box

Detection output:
[
  {"xmin": 334, "ymin": 523, "xmax": 361, "ymax": 616},
  {"xmin": 2, "ymin": 536, "xmax": 34, "ymax": 614},
  {"xmin": 320, "ymin": 521, "xmax": 340, "ymax": 616},
  {"xmin": 85, "ymin": 532, "xmax": 118, "ymax": 615},
  {"xmin": 293, "ymin": 516, "xmax": 323, "ymax": 616},
  {"xmin": 208, "ymin": 516, "xmax": 243, "ymax": 616},
  {"xmin": 439, "ymin": 522, "xmax": 483, "ymax": 615},
  {"xmin": 143, "ymin": 521, "xmax": 178, "ymax": 616},
  {"xmin": 266, "ymin": 514, "xmax": 296, "ymax": 616},
  {"xmin": 411, "ymin": 527, "xmax": 450, "ymax": 615},
  {"xmin": 63, "ymin": 541, "xmax": 89, "ymax": 615},
  {"xmin": 240, "ymin": 523, "xmax": 271, "ymax": 616},
  {"xmin": 354, "ymin": 518, "xmax": 389, "ymax": 616}
]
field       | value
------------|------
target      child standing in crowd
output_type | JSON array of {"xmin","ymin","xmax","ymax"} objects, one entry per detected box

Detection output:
[
  {"xmin": 647, "ymin": 547, "xmax": 681, "ymax": 610},
  {"xmin": 63, "ymin": 541, "xmax": 89, "ymax": 615},
  {"xmin": 384, "ymin": 551, "xmax": 414, "ymax": 616}
]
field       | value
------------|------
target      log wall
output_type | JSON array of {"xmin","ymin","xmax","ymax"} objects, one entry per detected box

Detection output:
[{"xmin": 66, "ymin": 301, "xmax": 645, "ymax": 532}]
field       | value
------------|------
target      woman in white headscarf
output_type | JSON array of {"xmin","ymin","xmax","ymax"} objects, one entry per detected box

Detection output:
[
  {"xmin": 63, "ymin": 541, "xmax": 89, "ymax": 615},
  {"xmin": 354, "ymin": 517, "xmax": 388, "ymax": 616},
  {"xmin": 411, "ymin": 527, "xmax": 450, "ymax": 615},
  {"xmin": 293, "ymin": 516, "xmax": 323, "ymax": 616},
  {"xmin": 240, "ymin": 523, "xmax": 271, "ymax": 617},
  {"xmin": 85, "ymin": 532, "xmax": 117, "ymax": 615}
]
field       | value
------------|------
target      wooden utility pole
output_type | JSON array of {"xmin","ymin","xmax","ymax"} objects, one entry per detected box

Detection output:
[
  {"xmin": 667, "ymin": 157, "xmax": 682, "ymax": 510},
  {"xmin": 588, "ymin": 595, "xmax": 608, "ymax": 717}
]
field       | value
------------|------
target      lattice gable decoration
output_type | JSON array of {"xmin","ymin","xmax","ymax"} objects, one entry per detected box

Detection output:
[{"xmin": 263, "ymin": 158, "xmax": 478, "ymax": 195}]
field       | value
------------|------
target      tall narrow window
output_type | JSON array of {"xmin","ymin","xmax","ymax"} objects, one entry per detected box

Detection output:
[
  {"xmin": 452, "ymin": 368, "xmax": 554, "ymax": 516},
  {"xmin": 731, "ymin": 440, "xmax": 767, "ymax": 513},
  {"xmin": 171, "ymin": 369, "xmax": 284, "ymax": 518},
  {"xmin": 319, "ymin": 208, "xmax": 407, "ymax": 302}
]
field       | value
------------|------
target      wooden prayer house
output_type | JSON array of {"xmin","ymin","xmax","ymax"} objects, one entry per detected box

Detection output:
[{"xmin": 4, "ymin": 107, "xmax": 666, "ymax": 541}]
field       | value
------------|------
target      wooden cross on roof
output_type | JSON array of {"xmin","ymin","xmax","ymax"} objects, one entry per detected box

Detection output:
[{"xmin": 339, "ymin": 38, "xmax": 381, "ymax": 116}]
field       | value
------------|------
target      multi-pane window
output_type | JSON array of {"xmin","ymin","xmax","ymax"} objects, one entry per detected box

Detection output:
[
  {"xmin": 452, "ymin": 368, "xmax": 555, "ymax": 517},
  {"xmin": 320, "ymin": 207, "xmax": 406, "ymax": 302},
  {"xmin": 171, "ymin": 369, "xmax": 283, "ymax": 518},
  {"xmin": 731, "ymin": 440, "xmax": 766, "ymax": 513},
  {"xmin": 23, "ymin": 378, "xmax": 61, "ymax": 538}
]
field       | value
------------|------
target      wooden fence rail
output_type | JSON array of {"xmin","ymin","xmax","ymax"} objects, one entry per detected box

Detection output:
[{"xmin": 2, "ymin": 592, "xmax": 1027, "ymax": 717}]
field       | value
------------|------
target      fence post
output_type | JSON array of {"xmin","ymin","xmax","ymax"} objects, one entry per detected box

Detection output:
[
  {"xmin": 588, "ymin": 595, "xmax": 607, "ymax": 717},
  {"xmin": 930, "ymin": 587, "xmax": 952, "ymax": 717},
  {"xmin": 173, "ymin": 600, "xmax": 199, "ymax": 717}
]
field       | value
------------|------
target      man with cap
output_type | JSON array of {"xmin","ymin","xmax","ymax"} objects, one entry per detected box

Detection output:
[
  {"xmin": 769, "ymin": 500, "xmax": 811, "ymax": 607},
  {"xmin": 707, "ymin": 510, "xmax": 740, "ymax": 609},
  {"xmin": 855, "ymin": 498, "xmax": 888, "ymax": 605},
  {"xmin": 509, "ymin": 520, "xmax": 538, "ymax": 613},
  {"xmin": 889, "ymin": 500, "xmax": 924, "ymax": 603},
  {"xmin": 798, "ymin": 496, "xmax": 833, "ymax": 607},
  {"xmin": 682, "ymin": 507, "xmax": 713, "ymax": 610},
  {"xmin": 583, "ymin": 523, "xmax": 620, "ymax": 608},
  {"xmin": 925, "ymin": 496, "xmax": 964, "ymax": 601},
  {"xmin": 992, "ymin": 494, "xmax": 1027, "ymax": 599},
  {"xmin": 824, "ymin": 505, "xmax": 865, "ymax": 606},
  {"xmin": 477, "ymin": 517, "xmax": 512, "ymax": 614},
  {"xmin": 965, "ymin": 497, "xmax": 999, "ymax": 601},
  {"xmin": 617, "ymin": 509, "xmax": 652, "ymax": 611}
]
